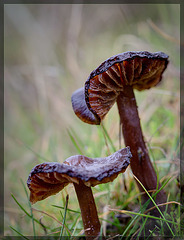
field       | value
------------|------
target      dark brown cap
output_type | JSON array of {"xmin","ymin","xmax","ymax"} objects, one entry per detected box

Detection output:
[
  {"xmin": 71, "ymin": 87, "xmax": 101, "ymax": 124},
  {"xmin": 27, "ymin": 147, "xmax": 132, "ymax": 204},
  {"xmin": 71, "ymin": 51, "xmax": 169, "ymax": 124}
]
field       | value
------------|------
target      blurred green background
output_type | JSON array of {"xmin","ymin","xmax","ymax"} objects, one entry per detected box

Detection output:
[{"xmin": 4, "ymin": 4, "xmax": 180, "ymax": 237}]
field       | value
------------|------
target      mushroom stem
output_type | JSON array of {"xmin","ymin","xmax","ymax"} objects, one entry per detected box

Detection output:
[
  {"xmin": 117, "ymin": 85, "xmax": 167, "ymax": 208},
  {"xmin": 74, "ymin": 181, "xmax": 101, "ymax": 238}
]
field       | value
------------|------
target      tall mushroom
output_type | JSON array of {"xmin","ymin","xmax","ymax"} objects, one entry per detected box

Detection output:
[
  {"xmin": 27, "ymin": 147, "xmax": 132, "ymax": 238},
  {"xmin": 71, "ymin": 51, "xmax": 169, "ymax": 209}
]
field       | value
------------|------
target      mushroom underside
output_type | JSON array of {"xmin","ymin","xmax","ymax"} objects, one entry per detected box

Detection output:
[
  {"xmin": 86, "ymin": 55, "xmax": 167, "ymax": 121},
  {"xmin": 71, "ymin": 51, "xmax": 168, "ymax": 124}
]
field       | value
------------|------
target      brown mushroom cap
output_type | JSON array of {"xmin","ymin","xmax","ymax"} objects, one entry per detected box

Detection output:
[
  {"xmin": 71, "ymin": 51, "xmax": 169, "ymax": 124},
  {"xmin": 27, "ymin": 147, "xmax": 132, "ymax": 204}
]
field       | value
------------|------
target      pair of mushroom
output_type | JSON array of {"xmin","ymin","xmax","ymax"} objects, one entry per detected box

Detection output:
[{"xmin": 27, "ymin": 51, "xmax": 169, "ymax": 237}]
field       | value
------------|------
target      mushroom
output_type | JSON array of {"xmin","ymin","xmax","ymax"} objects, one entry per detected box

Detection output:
[
  {"xmin": 71, "ymin": 51, "xmax": 169, "ymax": 208},
  {"xmin": 27, "ymin": 147, "xmax": 132, "ymax": 238}
]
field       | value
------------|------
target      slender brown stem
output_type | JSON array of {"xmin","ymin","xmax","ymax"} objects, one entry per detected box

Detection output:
[
  {"xmin": 74, "ymin": 181, "xmax": 101, "ymax": 238},
  {"xmin": 117, "ymin": 85, "xmax": 167, "ymax": 209}
]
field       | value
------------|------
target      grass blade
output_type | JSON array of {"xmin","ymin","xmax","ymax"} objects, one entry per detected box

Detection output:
[
  {"xmin": 110, "ymin": 208, "xmax": 179, "ymax": 225},
  {"xmin": 120, "ymin": 213, "xmax": 138, "ymax": 238},
  {"xmin": 133, "ymin": 174, "xmax": 175, "ymax": 236},
  {"xmin": 137, "ymin": 216, "xmax": 149, "ymax": 238},
  {"xmin": 70, "ymin": 214, "xmax": 81, "ymax": 236},
  {"xmin": 11, "ymin": 193, "xmax": 32, "ymax": 218},
  {"xmin": 71, "ymin": 214, "xmax": 81, "ymax": 236},
  {"xmin": 20, "ymin": 179, "xmax": 36, "ymax": 238},
  {"xmin": 16, "ymin": 138, "xmax": 50, "ymax": 162},
  {"xmin": 146, "ymin": 225, "xmax": 160, "ymax": 240},
  {"xmin": 67, "ymin": 128, "xmax": 84, "ymax": 155},
  {"xmin": 9, "ymin": 226, "xmax": 30, "ymax": 240},
  {"xmin": 69, "ymin": 127, "xmax": 85, "ymax": 149},
  {"xmin": 101, "ymin": 123, "xmax": 116, "ymax": 152},
  {"xmin": 52, "ymin": 204, "xmax": 80, "ymax": 214},
  {"xmin": 11, "ymin": 193, "xmax": 49, "ymax": 230},
  {"xmin": 59, "ymin": 194, "xmax": 69, "ymax": 238}
]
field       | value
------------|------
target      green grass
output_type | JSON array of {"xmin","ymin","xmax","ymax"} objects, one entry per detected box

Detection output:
[
  {"xmin": 9, "ymin": 122, "xmax": 181, "ymax": 238},
  {"xmin": 4, "ymin": 3, "xmax": 180, "ymax": 239}
]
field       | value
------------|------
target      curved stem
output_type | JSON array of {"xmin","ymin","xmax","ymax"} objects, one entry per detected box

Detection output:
[
  {"xmin": 74, "ymin": 181, "xmax": 101, "ymax": 238},
  {"xmin": 117, "ymin": 85, "xmax": 167, "ymax": 208}
]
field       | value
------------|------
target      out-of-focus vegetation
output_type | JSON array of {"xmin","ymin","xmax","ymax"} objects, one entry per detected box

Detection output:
[{"xmin": 4, "ymin": 4, "xmax": 180, "ymax": 237}]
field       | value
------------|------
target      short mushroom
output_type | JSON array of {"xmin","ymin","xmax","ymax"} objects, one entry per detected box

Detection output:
[
  {"xmin": 27, "ymin": 147, "xmax": 132, "ymax": 238},
  {"xmin": 71, "ymin": 51, "xmax": 169, "ymax": 208}
]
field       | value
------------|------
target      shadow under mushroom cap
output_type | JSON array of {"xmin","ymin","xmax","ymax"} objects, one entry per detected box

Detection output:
[{"xmin": 27, "ymin": 147, "xmax": 132, "ymax": 203}]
